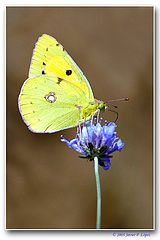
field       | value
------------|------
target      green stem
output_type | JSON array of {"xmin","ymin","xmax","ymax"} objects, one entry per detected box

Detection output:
[{"xmin": 94, "ymin": 156, "xmax": 101, "ymax": 229}]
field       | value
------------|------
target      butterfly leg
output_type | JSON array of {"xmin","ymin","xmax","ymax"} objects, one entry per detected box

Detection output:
[
  {"xmin": 96, "ymin": 109, "xmax": 100, "ymax": 123},
  {"xmin": 78, "ymin": 121, "xmax": 82, "ymax": 139}
]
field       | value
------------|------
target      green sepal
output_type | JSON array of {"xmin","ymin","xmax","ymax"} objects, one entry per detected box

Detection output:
[
  {"xmin": 88, "ymin": 142, "xmax": 94, "ymax": 151},
  {"xmin": 79, "ymin": 155, "xmax": 88, "ymax": 159},
  {"xmin": 99, "ymin": 145, "xmax": 107, "ymax": 155}
]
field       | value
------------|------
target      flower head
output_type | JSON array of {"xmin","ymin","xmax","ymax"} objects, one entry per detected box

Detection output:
[{"xmin": 61, "ymin": 119, "xmax": 124, "ymax": 171}]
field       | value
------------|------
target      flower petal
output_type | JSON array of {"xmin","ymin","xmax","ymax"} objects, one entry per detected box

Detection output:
[
  {"xmin": 95, "ymin": 123, "xmax": 102, "ymax": 148},
  {"xmin": 108, "ymin": 139, "xmax": 124, "ymax": 154},
  {"xmin": 81, "ymin": 126, "xmax": 89, "ymax": 145},
  {"xmin": 61, "ymin": 136, "xmax": 86, "ymax": 154},
  {"xmin": 61, "ymin": 119, "xmax": 124, "ymax": 171},
  {"xmin": 101, "ymin": 158, "xmax": 111, "ymax": 171},
  {"xmin": 100, "ymin": 122, "xmax": 116, "ymax": 147},
  {"xmin": 104, "ymin": 122, "xmax": 116, "ymax": 138},
  {"xmin": 86, "ymin": 126, "xmax": 94, "ymax": 145},
  {"xmin": 61, "ymin": 135, "xmax": 72, "ymax": 147}
]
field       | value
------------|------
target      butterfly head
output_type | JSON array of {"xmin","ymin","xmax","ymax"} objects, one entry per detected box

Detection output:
[
  {"xmin": 95, "ymin": 100, "xmax": 108, "ymax": 112},
  {"xmin": 99, "ymin": 102, "xmax": 108, "ymax": 112}
]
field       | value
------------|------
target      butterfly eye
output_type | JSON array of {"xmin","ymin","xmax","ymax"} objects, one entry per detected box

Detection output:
[{"xmin": 66, "ymin": 70, "xmax": 72, "ymax": 76}]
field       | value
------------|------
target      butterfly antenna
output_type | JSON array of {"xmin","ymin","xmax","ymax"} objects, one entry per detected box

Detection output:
[
  {"xmin": 105, "ymin": 98, "xmax": 129, "ymax": 104},
  {"xmin": 108, "ymin": 109, "xmax": 119, "ymax": 123},
  {"xmin": 106, "ymin": 102, "xmax": 118, "ymax": 108},
  {"xmin": 105, "ymin": 98, "xmax": 129, "ymax": 108}
]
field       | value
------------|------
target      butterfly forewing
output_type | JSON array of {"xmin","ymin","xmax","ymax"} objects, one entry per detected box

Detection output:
[{"xmin": 29, "ymin": 34, "xmax": 94, "ymax": 102}]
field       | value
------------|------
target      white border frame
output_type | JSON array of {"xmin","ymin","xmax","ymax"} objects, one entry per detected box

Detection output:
[{"xmin": 1, "ymin": 1, "xmax": 158, "ymax": 239}]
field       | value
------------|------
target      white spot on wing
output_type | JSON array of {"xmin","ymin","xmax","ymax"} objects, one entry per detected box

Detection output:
[
  {"xmin": 48, "ymin": 95, "xmax": 55, "ymax": 103},
  {"xmin": 45, "ymin": 92, "xmax": 56, "ymax": 103}
]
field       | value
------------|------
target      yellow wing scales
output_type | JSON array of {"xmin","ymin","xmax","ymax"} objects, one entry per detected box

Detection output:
[
  {"xmin": 29, "ymin": 34, "xmax": 94, "ymax": 101},
  {"xmin": 19, "ymin": 75, "xmax": 90, "ymax": 133},
  {"xmin": 18, "ymin": 34, "xmax": 106, "ymax": 133}
]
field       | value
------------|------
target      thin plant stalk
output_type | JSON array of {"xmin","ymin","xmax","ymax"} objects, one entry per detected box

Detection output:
[{"xmin": 94, "ymin": 156, "xmax": 101, "ymax": 229}]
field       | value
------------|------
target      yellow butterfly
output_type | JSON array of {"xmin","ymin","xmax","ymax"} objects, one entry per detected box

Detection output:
[{"xmin": 18, "ymin": 34, "xmax": 107, "ymax": 133}]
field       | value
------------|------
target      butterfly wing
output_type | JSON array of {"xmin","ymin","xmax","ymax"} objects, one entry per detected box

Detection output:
[
  {"xmin": 18, "ymin": 75, "xmax": 89, "ymax": 133},
  {"xmin": 29, "ymin": 34, "xmax": 94, "ymax": 102}
]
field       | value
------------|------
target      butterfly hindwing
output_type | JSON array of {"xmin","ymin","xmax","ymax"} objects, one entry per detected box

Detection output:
[{"xmin": 18, "ymin": 75, "xmax": 89, "ymax": 133}]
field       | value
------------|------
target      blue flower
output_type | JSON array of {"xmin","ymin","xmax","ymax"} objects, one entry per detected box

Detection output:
[{"xmin": 61, "ymin": 119, "xmax": 124, "ymax": 171}]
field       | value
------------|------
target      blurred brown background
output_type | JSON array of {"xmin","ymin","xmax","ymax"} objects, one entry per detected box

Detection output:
[{"xmin": 6, "ymin": 7, "xmax": 153, "ymax": 229}]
